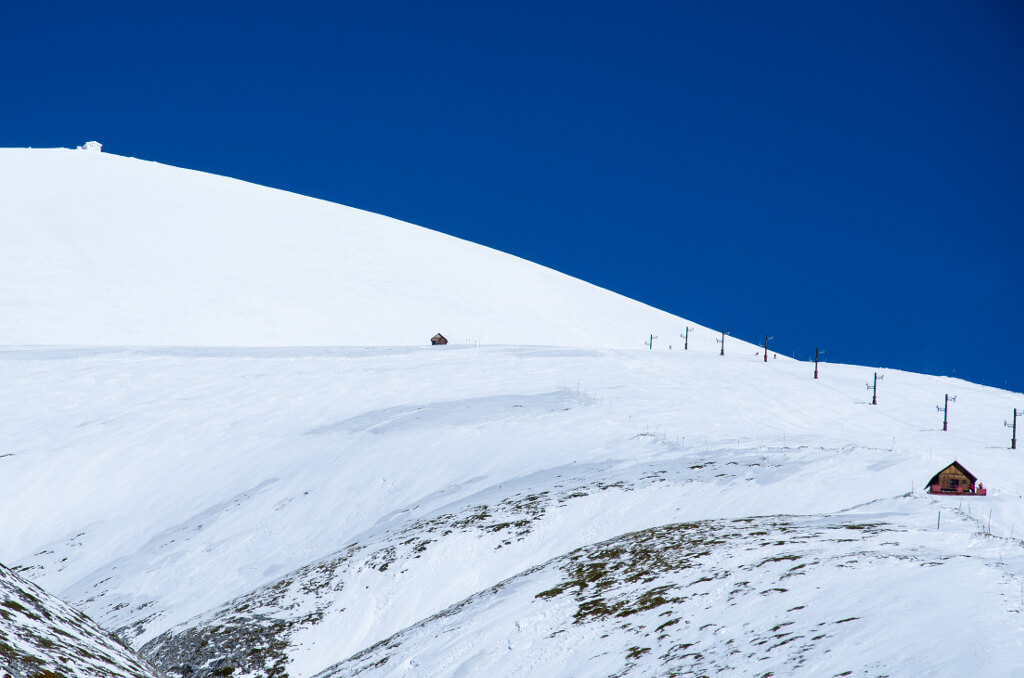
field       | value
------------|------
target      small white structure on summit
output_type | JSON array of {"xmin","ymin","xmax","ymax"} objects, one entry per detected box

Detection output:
[{"xmin": 79, "ymin": 141, "xmax": 102, "ymax": 152}]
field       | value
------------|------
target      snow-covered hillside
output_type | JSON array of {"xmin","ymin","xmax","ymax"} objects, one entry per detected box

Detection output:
[
  {"xmin": 2, "ymin": 147, "xmax": 1023, "ymax": 677},
  {"xmin": 0, "ymin": 561, "xmax": 159, "ymax": 678},
  {"xmin": 315, "ymin": 503, "xmax": 1022, "ymax": 677},
  {"xmin": 2, "ymin": 345, "xmax": 1023, "ymax": 676},
  {"xmin": 0, "ymin": 147, "xmax": 699, "ymax": 348}
]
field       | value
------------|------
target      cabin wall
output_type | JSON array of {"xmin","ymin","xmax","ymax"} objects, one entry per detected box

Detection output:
[{"xmin": 937, "ymin": 468, "xmax": 972, "ymax": 491}]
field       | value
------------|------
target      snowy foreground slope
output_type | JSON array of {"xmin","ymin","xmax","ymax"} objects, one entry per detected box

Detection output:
[
  {"xmin": 0, "ymin": 147, "xmax": 695, "ymax": 348},
  {"xmin": 2, "ymin": 345, "xmax": 1023, "ymax": 677},
  {"xmin": 2, "ymin": 147, "xmax": 1024, "ymax": 677},
  {"xmin": 0, "ymin": 561, "xmax": 159, "ymax": 678}
]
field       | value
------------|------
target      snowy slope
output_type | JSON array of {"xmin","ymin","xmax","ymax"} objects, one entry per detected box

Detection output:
[
  {"xmin": 0, "ymin": 561, "xmax": 160, "ymax": 678},
  {"xmin": 0, "ymin": 147, "xmax": 701, "ymax": 348},
  {"xmin": 2, "ymin": 146, "xmax": 1024, "ymax": 677},
  {"xmin": 314, "ymin": 503, "xmax": 1024, "ymax": 678},
  {"xmin": 2, "ymin": 346, "xmax": 1023, "ymax": 676}
]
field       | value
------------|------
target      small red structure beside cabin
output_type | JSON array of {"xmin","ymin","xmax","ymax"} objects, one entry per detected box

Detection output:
[
  {"xmin": 926, "ymin": 461, "xmax": 986, "ymax": 496},
  {"xmin": 431, "ymin": 333, "xmax": 448, "ymax": 346}
]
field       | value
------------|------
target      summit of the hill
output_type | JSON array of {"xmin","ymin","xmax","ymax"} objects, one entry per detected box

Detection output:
[{"xmin": 0, "ymin": 147, "xmax": 706, "ymax": 349}]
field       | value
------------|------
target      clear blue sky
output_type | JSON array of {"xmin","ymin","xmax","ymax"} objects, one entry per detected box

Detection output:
[{"xmin": 3, "ymin": 1, "xmax": 1022, "ymax": 393}]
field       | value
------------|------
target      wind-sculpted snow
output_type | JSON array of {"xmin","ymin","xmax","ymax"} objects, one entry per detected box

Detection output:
[
  {"xmin": 0, "ymin": 562, "xmax": 160, "ymax": 678},
  {"xmin": 307, "ymin": 390, "xmax": 594, "ymax": 436}
]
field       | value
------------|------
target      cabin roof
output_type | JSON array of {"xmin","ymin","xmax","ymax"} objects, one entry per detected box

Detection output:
[{"xmin": 925, "ymin": 460, "xmax": 978, "ymax": 488}]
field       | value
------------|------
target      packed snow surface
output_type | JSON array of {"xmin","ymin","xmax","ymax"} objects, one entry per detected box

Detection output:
[{"xmin": 1, "ymin": 147, "xmax": 1023, "ymax": 677}]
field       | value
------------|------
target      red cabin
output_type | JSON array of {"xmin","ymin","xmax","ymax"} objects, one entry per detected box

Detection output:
[{"xmin": 926, "ymin": 461, "xmax": 986, "ymax": 496}]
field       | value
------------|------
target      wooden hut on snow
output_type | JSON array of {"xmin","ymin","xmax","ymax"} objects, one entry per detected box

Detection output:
[
  {"xmin": 926, "ymin": 461, "xmax": 986, "ymax": 496},
  {"xmin": 431, "ymin": 333, "xmax": 448, "ymax": 346}
]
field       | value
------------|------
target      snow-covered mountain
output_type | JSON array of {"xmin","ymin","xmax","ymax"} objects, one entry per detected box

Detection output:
[{"xmin": 1, "ymin": 147, "xmax": 1022, "ymax": 677}]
